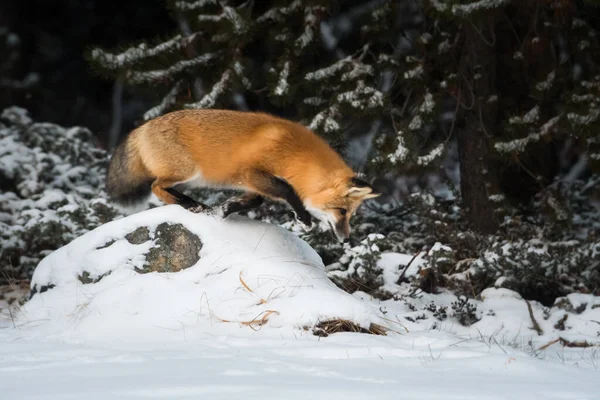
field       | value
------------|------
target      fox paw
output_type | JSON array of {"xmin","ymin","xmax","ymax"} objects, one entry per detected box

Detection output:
[
  {"xmin": 186, "ymin": 203, "xmax": 210, "ymax": 214},
  {"xmin": 294, "ymin": 211, "xmax": 314, "ymax": 232}
]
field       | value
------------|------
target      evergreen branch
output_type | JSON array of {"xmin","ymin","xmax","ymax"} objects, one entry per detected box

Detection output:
[
  {"xmin": 295, "ymin": 6, "xmax": 323, "ymax": 51},
  {"xmin": 336, "ymin": 81, "xmax": 384, "ymax": 111},
  {"xmin": 256, "ymin": 0, "xmax": 302, "ymax": 24},
  {"xmin": 495, "ymin": 116, "xmax": 560, "ymax": 153},
  {"xmin": 173, "ymin": 0, "xmax": 217, "ymax": 12},
  {"xmin": 90, "ymin": 33, "xmax": 202, "ymax": 70},
  {"xmin": 197, "ymin": 6, "xmax": 247, "ymax": 34},
  {"xmin": 184, "ymin": 70, "xmax": 232, "ymax": 109},
  {"xmin": 309, "ymin": 105, "xmax": 340, "ymax": 133},
  {"xmin": 144, "ymin": 80, "xmax": 186, "ymax": 121},
  {"xmin": 451, "ymin": 0, "xmax": 511, "ymax": 18},
  {"xmin": 125, "ymin": 53, "xmax": 217, "ymax": 85},
  {"xmin": 388, "ymin": 131, "xmax": 409, "ymax": 165},
  {"xmin": 416, "ymin": 143, "xmax": 446, "ymax": 166},
  {"xmin": 273, "ymin": 62, "xmax": 290, "ymax": 96}
]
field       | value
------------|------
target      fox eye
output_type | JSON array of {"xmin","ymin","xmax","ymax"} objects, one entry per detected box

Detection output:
[{"xmin": 337, "ymin": 208, "xmax": 347, "ymax": 216}]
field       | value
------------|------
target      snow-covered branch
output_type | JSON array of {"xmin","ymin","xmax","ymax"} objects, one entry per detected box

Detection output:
[
  {"xmin": 173, "ymin": 0, "xmax": 216, "ymax": 11},
  {"xmin": 185, "ymin": 70, "xmax": 231, "ymax": 109},
  {"xmin": 508, "ymin": 106, "xmax": 540, "ymax": 125},
  {"xmin": 416, "ymin": 143, "xmax": 445, "ymax": 166},
  {"xmin": 295, "ymin": 6, "xmax": 323, "ymax": 50},
  {"xmin": 256, "ymin": 0, "xmax": 302, "ymax": 24},
  {"xmin": 144, "ymin": 80, "xmax": 186, "ymax": 121},
  {"xmin": 91, "ymin": 33, "xmax": 202, "ymax": 70},
  {"xmin": 197, "ymin": 6, "xmax": 247, "ymax": 35},
  {"xmin": 274, "ymin": 62, "xmax": 290, "ymax": 96},
  {"xmin": 125, "ymin": 53, "xmax": 216, "ymax": 85},
  {"xmin": 305, "ymin": 55, "xmax": 373, "ymax": 82},
  {"xmin": 336, "ymin": 81, "xmax": 384, "ymax": 111},
  {"xmin": 495, "ymin": 116, "xmax": 560, "ymax": 153},
  {"xmin": 305, "ymin": 56, "xmax": 353, "ymax": 81},
  {"xmin": 388, "ymin": 131, "xmax": 409, "ymax": 164},
  {"xmin": 451, "ymin": 0, "xmax": 511, "ymax": 17},
  {"xmin": 309, "ymin": 105, "xmax": 341, "ymax": 133}
]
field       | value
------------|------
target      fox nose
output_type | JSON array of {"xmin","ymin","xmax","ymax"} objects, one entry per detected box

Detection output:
[{"xmin": 343, "ymin": 238, "xmax": 349, "ymax": 244}]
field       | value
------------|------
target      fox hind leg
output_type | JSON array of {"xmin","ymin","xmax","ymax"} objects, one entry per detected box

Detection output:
[
  {"xmin": 151, "ymin": 178, "xmax": 209, "ymax": 213},
  {"xmin": 164, "ymin": 187, "xmax": 210, "ymax": 213}
]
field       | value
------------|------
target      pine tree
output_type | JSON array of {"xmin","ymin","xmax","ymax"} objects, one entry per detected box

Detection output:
[
  {"xmin": 87, "ymin": 0, "xmax": 404, "ymax": 153},
  {"xmin": 379, "ymin": 0, "xmax": 600, "ymax": 232},
  {"xmin": 88, "ymin": 0, "xmax": 600, "ymax": 234}
]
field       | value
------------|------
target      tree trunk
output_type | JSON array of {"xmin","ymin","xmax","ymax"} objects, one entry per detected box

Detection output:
[{"xmin": 457, "ymin": 20, "xmax": 501, "ymax": 234}]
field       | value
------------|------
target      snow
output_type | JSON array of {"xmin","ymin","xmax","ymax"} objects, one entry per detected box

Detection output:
[
  {"xmin": 1, "ymin": 207, "xmax": 599, "ymax": 399},
  {"xmin": 1, "ymin": 327, "xmax": 597, "ymax": 400},
  {"xmin": 408, "ymin": 115, "xmax": 423, "ymax": 130},
  {"xmin": 508, "ymin": 105, "xmax": 540, "ymax": 125},
  {"xmin": 295, "ymin": 7, "xmax": 319, "ymax": 50},
  {"xmin": 174, "ymin": 0, "xmax": 216, "ymax": 11},
  {"xmin": 536, "ymin": 70, "xmax": 556, "ymax": 91},
  {"xmin": 309, "ymin": 106, "xmax": 341, "ymax": 133},
  {"xmin": 495, "ymin": 116, "xmax": 560, "ymax": 153},
  {"xmin": 403, "ymin": 64, "xmax": 424, "ymax": 80},
  {"xmin": 417, "ymin": 143, "xmax": 445, "ymax": 165},
  {"xmin": 388, "ymin": 131, "xmax": 410, "ymax": 164},
  {"xmin": 15, "ymin": 206, "xmax": 384, "ymax": 341},
  {"xmin": 336, "ymin": 81, "xmax": 384, "ymax": 110},
  {"xmin": 90, "ymin": 33, "xmax": 201, "ymax": 70},
  {"xmin": 274, "ymin": 62, "xmax": 290, "ymax": 96},
  {"xmin": 305, "ymin": 56, "xmax": 353, "ymax": 81},
  {"xmin": 256, "ymin": 0, "xmax": 302, "ymax": 24},
  {"xmin": 451, "ymin": 0, "xmax": 510, "ymax": 17}
]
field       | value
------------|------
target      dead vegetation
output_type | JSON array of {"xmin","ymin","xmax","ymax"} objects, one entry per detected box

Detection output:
[
  {"xmin": 311, "ymin": 319, "xmax": 388, "ymax": 337},
  {"xmin": 538, "ymin": 337, "xmax": 598, "ymax": 351}
]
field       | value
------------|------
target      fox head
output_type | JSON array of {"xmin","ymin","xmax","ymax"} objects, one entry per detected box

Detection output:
[{"xmin": 305, "ymin": 176, "xmax": 381, "ymax": 243}]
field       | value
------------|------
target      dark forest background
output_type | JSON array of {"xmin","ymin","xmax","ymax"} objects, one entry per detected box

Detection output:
[{"xmin": 0, "ymin": 0, "xmax": 177, "ymax": 148}]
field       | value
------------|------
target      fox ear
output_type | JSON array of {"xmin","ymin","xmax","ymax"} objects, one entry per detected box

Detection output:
[{"xmin": 346, "ymin": 177, "xmax": 381, "ymax": 199}]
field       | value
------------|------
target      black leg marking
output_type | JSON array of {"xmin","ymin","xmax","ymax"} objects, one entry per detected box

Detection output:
[
  {"xmin": 221, "ymin": 194, "xmax": 264, "ymax": 218},
  {"xmin": 165, "ymin": 187, "xmax": 209, "ymax": 212},
  {"xmin": 245, "ymin": 170, "xmax": 312, "ymax": 227}
]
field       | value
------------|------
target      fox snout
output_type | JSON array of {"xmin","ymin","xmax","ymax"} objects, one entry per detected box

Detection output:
[{"xmin": 332, "ymin": 219, "xmax": 350, "ymax": 244}]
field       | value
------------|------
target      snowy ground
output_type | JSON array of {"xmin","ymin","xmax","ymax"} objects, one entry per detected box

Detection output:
[{"xmin": 1, "ymin": 206, "xmax": 598, "ymax": 399}]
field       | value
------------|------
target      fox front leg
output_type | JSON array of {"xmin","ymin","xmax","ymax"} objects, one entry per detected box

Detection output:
[{"xmin": 243, "ymin": 169, "xmax": 313, "ymax": 229}]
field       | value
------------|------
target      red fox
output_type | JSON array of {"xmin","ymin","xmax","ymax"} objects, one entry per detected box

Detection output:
[{"xmin": 106, "ymin": 109, "xmax": 380, "ymax": 243}]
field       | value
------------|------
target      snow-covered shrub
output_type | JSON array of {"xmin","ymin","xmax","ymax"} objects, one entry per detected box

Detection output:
[
  {"xmin": 317, "ymin": 173, "xmax": 600, "ymax": 307},
  {"xmin": 0, "ymin": 107, "xmax": 118, "ymax": 283}
]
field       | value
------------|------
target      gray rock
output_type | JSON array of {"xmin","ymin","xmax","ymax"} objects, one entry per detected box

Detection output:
[
  {"xmin": 125, "ymin": 227, "xmax": 151, "ymax": 244},
  {"xmin": 137, "ymin": 223, "xmax": 202, "ymax": 274}
]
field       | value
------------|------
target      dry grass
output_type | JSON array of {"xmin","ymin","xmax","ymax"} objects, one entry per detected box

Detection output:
[
  {"xmin": 538, "ymin": 337, "xmax": 598, "ymax": 351},
  {"xmin": 218, "ymin": 272, "xmax": 389, "ymax": 335},
  {"xmin": 0, "ymin": 279, "xmax": 30, "ymax": 328},
  {"xmin": 312, "ymin": 318, "xmax": 388, "ymax": 337}
]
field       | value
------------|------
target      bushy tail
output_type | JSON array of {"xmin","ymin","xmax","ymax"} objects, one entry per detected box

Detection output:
[{"xmin": 105, "ymin": 137, "xmax": 153, "ymax": 208}]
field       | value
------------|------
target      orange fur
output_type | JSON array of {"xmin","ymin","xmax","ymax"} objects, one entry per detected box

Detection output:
[{"xmin": 107, "ymin": 109, "xmax": 379, "ymax": 242}]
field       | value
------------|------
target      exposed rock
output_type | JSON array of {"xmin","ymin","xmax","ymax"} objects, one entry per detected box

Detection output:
[
  {"xmin": 29, "ymin": 283, "xmax": 56, "ymax": 300},
  {"xmin": 78, "ymin": 271, "xmax": 111, "ymax": 284},
  {"xmin": 136, "ymin": 223, "xmax": 202, "ymax": 273},
  {"xmin": 125, "ymin": 227, "xmax": 150, "ymax": 245}
]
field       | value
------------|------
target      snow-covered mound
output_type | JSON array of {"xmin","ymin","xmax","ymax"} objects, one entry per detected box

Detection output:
[{"xmin": 17, "ymin": 205, "xmax": 386, "ymax": 341}]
